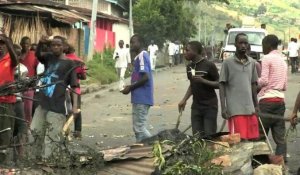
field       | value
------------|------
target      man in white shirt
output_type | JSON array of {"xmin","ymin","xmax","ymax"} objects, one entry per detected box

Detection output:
[
  {"xmin": 168, "ymin": 42, "xmax": 175, "ymax": 67},
  {"xmin": 288, "ymin": 38, "xmax": 300, "ymax": 73},
  {"xmin": 148, "ymin": 40, "xmax": 159, "ymax": 70},
  {"xmin": 113, "ymin": 40, "xmax": 131, "ymax": 91}
]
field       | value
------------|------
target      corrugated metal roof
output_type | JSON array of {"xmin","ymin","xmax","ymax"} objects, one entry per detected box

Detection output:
[
  {"xmin": 0, "ymin": 0, "xmax": 129, "ymax": 23},
  {"xmin": 98, "ymin": 144, "xmax": 171, "ymax": 175},
  {"xmin": 98, "ymin": 157, "xmax": 155, "ymax": 175},
  {"xmin": 0, "ymin": 4, "xmax": 89, "ymax": 24}
]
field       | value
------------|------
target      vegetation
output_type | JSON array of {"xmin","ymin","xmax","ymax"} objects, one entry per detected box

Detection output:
[
  {"xmin": 153, "ymin": 136, "xmax": 224, "ymax": 175},
  {"xmin": 84, "ymin": 48, "xmax": 118, "ymax": 85},
  {"xmin": 132, "ymin": 0, "xmax": 230, "ymax": 48},
  {"xmin": 214, "ymin": 0, "xmax": 300, "ymax": 44}
]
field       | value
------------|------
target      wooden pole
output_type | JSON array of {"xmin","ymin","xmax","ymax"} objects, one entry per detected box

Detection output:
[{"xmin": 87, "ymin": 0, "xmax": 98, "ymax": 61}]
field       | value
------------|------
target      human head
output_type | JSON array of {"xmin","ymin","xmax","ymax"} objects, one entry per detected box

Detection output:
[
  {"xmin": 66, "ymin": 44, "xmax": 76, "ymax": 54},
  {"xmin": 262, "ymin": 35, "xmax": 279, "ymax": 55},
  {"xmin": 118, "ymin": 40, "xmax": 124, "ymax": 48},
  {"xmin": 130, "ymin": 34, "xmax": 144, "ymax": 53},
  {"xmin": 20, "ymin": 36, "xmax": 31, "ymax": 52},
  {"xmin": 30, "ymin": 43, "xmax": 37, "ymax": 51},
  {"xmin": 261, "ymin": 24, "xmax": 266, "ymax": 29},
  {"xmin": 50, "ymin": 37, "xmax": 64, "ymax": 56},
  {"xmin": 126, "ymin": 44, "xmax": 129, "ymax": 48},
  {"xmin": 235, "ymin": 33, "xmax": 248, "ymax": 55},
  {"xmin": 185, "ymin": 41, "xmax": 203, "ymax": 61},
  {"xmin": 151, "ymin": 40, "xmax": 154, "ymax": 45},
  {"xmin": 53, "ymin": 35, "xmax": 68, "ymax": 53}
]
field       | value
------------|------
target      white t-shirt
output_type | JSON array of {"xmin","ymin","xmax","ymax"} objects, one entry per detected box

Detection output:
[
  {"xmin": 288, "ymin": 42, "xmax": 300, "ymax": 57},
  {"xmin": 113, "ymin": 47, "xmax": 131, "ymax": 68},
  {"xmin": 168, "ymin": 42, "xmax": 175, "ymax": 56},
  {"xmin": 148, "ymin": 44, "xmax": 158, "ymax": 58}
]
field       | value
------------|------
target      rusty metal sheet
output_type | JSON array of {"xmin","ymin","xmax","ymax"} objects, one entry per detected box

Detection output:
[{"xmin": 97, "ymin": 157, "xmax": 155, "ymax": 175}]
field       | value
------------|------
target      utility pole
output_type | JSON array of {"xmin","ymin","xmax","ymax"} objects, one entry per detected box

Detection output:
[
  {"xmin": 129, "ymin": 0, "xmax": 134, "ymax": 37},
  {"xmin": 65, "ymin": 0, "xmax": 69, "ymax": 5},
  {"xmin": 87, "ymin": 0, "xmax": 98, "ymax": 61}
]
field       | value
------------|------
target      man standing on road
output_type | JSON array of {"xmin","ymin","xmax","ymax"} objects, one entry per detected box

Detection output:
[
  {"xmin": 148, "ymin": 40, "xmax": 158, "ymax": 71},
  {"xmin": 178, "ymin": 41, "xmax": 219, "ymax": 137},
  {"xmin": 168, "ymin": 41, "xmax": 175, "ymax": 67},
  {"xmin": 219, "ymin": 33, "xmax": 259, "ymax": 140},
  {"xmin": 113, "ymin": 40, "xmax": 131, "ymax": 91},
  {"xmin": 121, "ymin": 34, "xmax": 153, "ymax": 143},
  {"xmin": 288, "ymin": 38, "xmax": 300, "ymax": 74},
  {"xmin": 0, "ymin": 34, "xmax": 18, "ymax": 163},
  {"xmin": 258, "ymin": 34, "xmax": 288, "ymax": 161},
  {"xmin": 31, "ymin": 36, "xmax": 79, "ymax": 163}
]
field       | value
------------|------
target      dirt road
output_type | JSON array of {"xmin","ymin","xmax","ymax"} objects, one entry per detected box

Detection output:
[{"xmin": 79, "ymin": 64, "xmax": 300, "ymax": 174}]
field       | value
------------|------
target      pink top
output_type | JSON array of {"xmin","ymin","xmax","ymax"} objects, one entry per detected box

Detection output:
[{"xmin": 258, "ymin": 50, "xmax": 287, "ymax": 99}]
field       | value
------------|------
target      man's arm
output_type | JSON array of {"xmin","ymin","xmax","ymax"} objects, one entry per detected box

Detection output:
[
  {"xmin": 36, "ymin": 42, "xmax": 48, "ymax": 64},
  {"xmin": 193, "ymin": 63, "xmax": 220, "ymax": 89},
  {"xmin": 251, "ymin": 83, "xmax": 258, "ymax": 109},
  {"xmin": 0, "ymin": 35, "xmax": 18, "ymax": 67},
  {"xmin": 258, "ymin": 59, "xmax": 269, "ymax": 87},
  {"xmin": 178, "ymin": 85, "xmax": 192, "ymax": 112},
  {"xmin": 219, "ymin": 82, "xmax": 229, "ymax": 119},
  {"xmin": 6, "ymin": 38, "xmax": 18, "ymax": 67},
  {"xmin": 121, "ymin": 72, "xmax": 149, "ymax": 94}
]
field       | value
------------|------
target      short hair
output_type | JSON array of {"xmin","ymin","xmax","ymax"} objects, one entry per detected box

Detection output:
[
  {"xmin": 263, "ymin": 34, "xmax": 279, "ymax": 49},
  {"xmin": 235, "ymin": 33, "xmax": 248, "ymax": 43},
  {"xmin": 20, "ymin": 36, "xmax": 30, "ymax": 45},
  {"xmin": 53, "ymin": 35, "xmax": 67, "ymax": 44},
  {"xmin": 66, "ymin": 44, "xmax": 75, "ymax": 54},
  {"xmin": 187, "ymin": 41, "xmax": 203, "ymax": 54},
  {"xmin": 131, "ymin": 34, "xmax": 145, "ymax": 47}
]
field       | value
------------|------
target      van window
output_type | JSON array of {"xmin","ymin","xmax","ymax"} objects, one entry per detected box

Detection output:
[{"xmin": 228, "ymin": 32, "xmax": 265, "ymax": 46}]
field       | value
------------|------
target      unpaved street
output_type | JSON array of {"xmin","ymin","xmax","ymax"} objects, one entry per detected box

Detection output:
[{"xmin": 79, "ymin": 64, "xmax": 300, "ymax": 174}]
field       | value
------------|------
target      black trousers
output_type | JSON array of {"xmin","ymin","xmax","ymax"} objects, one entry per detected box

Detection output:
[
  {"xmin": 290, "ymin": 57, "xmax": 298, "ymax": 73},
  {"xmin": 259, "ymin": 101, "xmax": 286, "ymax": 156},
  {"xmin": 191, "ymin": 106, "xmax": 218, "ymax": 137}
]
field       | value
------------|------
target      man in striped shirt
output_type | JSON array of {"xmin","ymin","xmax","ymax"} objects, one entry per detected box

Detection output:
[{"xmin": 258, "ymin": 34, "xmax": 288, "ymax": 161}]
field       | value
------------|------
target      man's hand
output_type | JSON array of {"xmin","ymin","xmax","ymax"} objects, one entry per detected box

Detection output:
[
  {"xmin": 178, "ymin": 100, "xmax": 187, "ymax": 113},
  {"xmin": 72, "ymin": 108, "xmax": 81, "ymax": 115},
  {"xmin": 221, "ymin": 108, "xmax": 230, "ymax": 119},
  {"xmin": 192, "ymin": 75, "xmax": 205, "ymax": 83},
  {"xmin": 40, "ymin": 35, "xmax": 49, "ymax": 43},
  {"xmin": 289, "ymin": 113, "xmax": 298, "ymax": 127},
  {"xmin": 121, "ymin": 85, "xmax": 131, "ymax": 95}
]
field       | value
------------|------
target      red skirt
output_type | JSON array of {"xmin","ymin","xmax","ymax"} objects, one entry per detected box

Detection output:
[{"xmin": 228, "ymin": 114, "xmax": 259, "ymax": 139}]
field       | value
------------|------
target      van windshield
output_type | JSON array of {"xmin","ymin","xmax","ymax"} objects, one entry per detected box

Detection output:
[{"xmin": 227, "ymin": 31, "xmax": 265, "ymax": 46}]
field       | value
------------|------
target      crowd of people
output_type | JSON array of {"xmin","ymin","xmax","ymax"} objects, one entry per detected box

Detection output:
[
  {"xmin": 178, "ymin": 33, "xmax": 300, "ymax": 166},
  {"xmin": 1, "ymin": 29, "xmax": 300, "ymax": 171},
  {"xmin": 0, "ymin": 33, "xmax": 86, "ymax": 165}
]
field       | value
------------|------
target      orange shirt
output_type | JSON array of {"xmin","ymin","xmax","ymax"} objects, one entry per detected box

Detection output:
[{"xmin": 0, "ymin": 53, "xmax": 16, "ymax": 103}]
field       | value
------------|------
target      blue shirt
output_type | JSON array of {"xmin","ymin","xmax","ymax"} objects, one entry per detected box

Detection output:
[{"xmin": 131, "ymin": 51, "xmax": 154, "ymax": 106}]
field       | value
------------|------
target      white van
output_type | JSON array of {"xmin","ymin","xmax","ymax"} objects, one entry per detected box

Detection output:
[{"xmin": 222, "ymin": 28, "xmax": 267, "ymax": 60}]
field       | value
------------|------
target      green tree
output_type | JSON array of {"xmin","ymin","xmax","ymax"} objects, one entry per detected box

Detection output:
[{"xmin": 132, "ymin": 0, "xmax": 230, "ymax": 47}]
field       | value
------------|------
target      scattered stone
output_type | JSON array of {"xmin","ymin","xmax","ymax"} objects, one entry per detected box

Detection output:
[
  {"xmin": 94, "ymin": 94, "xmax": 101, "ymax": 98},
  {"xmin": 220, "ymin": 133, "xmax": 241, "ymax": 145},
  {"xmin": 211, "ymin": 155, "xmax": 232, "ymax": 167},
  {"xmin": 253, "ymin": 164, "xmax": 283, "ymax": 175},
  {"xmin": 109, "ymin": 89, "xmax": 114, "ymax": 92}
]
